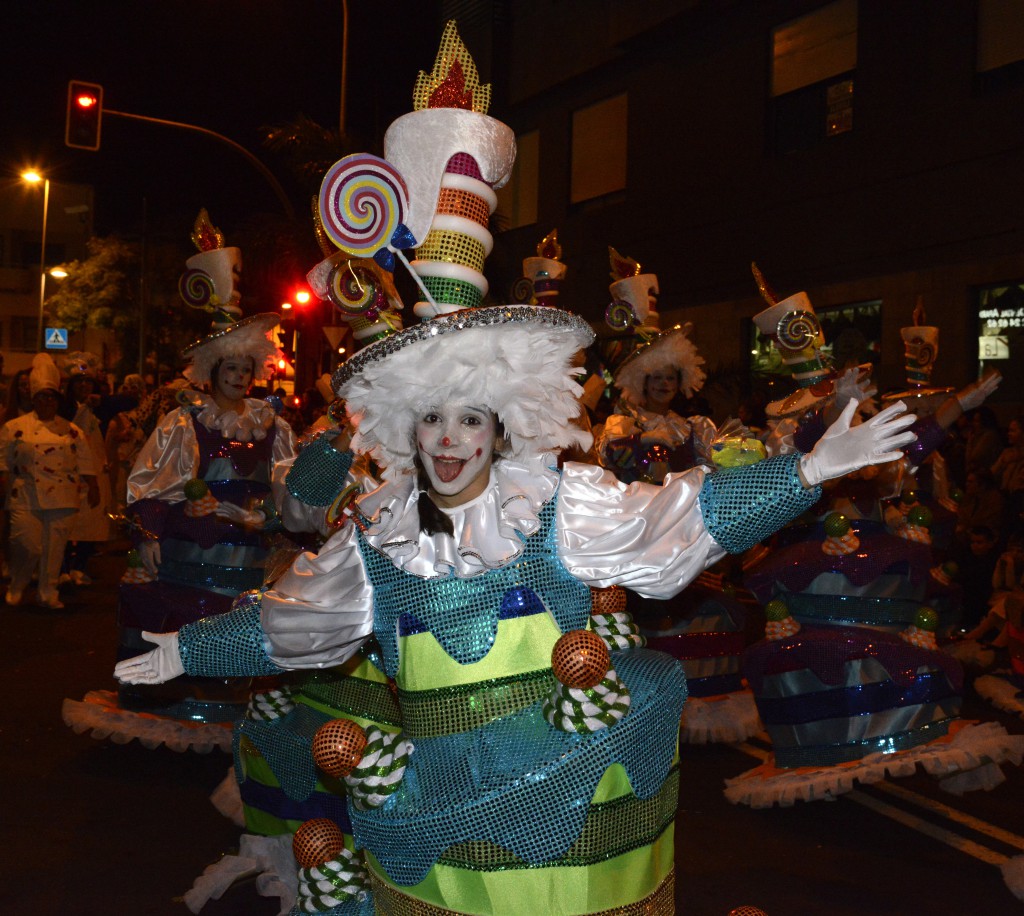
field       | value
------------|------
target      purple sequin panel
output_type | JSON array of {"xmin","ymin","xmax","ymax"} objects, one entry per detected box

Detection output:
[
  {"xmin": 444, "ymin": 152, "xmax": 483, "ymax": 179},
  {"xmin": 744, "ymin": 519, "xmax": 932, "ymax": 604},
  {"xmin": 743, "ymin": 624, "xmax": 964, "ymax": 691}
]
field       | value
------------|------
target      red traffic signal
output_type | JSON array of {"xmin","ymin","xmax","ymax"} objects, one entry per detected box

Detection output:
[{"xmin": 65, "ymin": 80, "xmax": 103, "ymax": 151}]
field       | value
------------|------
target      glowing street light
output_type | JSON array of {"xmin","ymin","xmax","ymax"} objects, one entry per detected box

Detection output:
[{"xmin": 21, "ymin": 170, "xmax": 51, "ymax": 350}]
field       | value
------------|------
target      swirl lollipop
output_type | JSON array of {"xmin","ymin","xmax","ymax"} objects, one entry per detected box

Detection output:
[
  {"xmin": 775, "ymin": 309, "xmax": 821, "ymax": 352},
  {"xmin": 319, "ymin": 154, "xmax": 411, "ymax": 261},
  {"xmin": 178, "ymin": 268, "xmax": 215, "ymax": 309},
  {"xmin": 510, "ymin": 276, "xmax": 535, "ymax": 304},
  {"xmin": 606, "ymin": 299, "xmax": 638, "ymax": 331},
  {"xmin": 328, "ymin": 262, "xmax": 384, "ymax": 317}
]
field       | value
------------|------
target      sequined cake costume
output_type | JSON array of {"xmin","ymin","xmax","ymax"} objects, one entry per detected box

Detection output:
[
  {"xmin": 113, "ymin": 24, "xmax": 922, "ymax": 916},
  {"xmin": 63, "ymin": 211, "xmax": 296, "ymax": 752}
]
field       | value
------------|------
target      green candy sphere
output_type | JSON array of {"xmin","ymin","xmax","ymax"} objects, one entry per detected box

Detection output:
[
  {"xmin": 823, "ymin": 512, "xmax": 851, "ymax": 537},
  {"xmin": 949, "ymin": 488, "xmax": 963, "ymax": 503},
  {"xmin": 914, "ymin": 606, "xmax": 939, "ymax": 631},
  {"xmin": 764, "ymin": 599, "xmax": 790, "ymax": 622},
  {"xmin": 183, "ymin": 478, "xmax": 209, "ymax": 500},
  {"xmin": 126, "ymin": 548, "xmax": 142, "ymax": 568},
  {"xmin": 907, "ymin": 504, "xmax": 933, "ymax": 529},
  {"xmin": 942, "ymin": 560, "xmax": 959, "ymax": 577}
]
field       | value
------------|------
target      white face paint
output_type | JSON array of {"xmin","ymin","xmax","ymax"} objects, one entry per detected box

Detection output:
[
  {"xmin": 416, "ymin": 402, "xmax": 498, "ymax": 507},
  {"xmin": 644, "ymin": 368, "xmax": 679, "ymax": 412},
  {"xmin": 214, "ymin": 357, "xmax": 254, "ymax": 406}
]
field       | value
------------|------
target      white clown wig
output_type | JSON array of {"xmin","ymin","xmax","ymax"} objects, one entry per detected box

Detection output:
[
  {"xmin": 336, "ymin": 307, "xmax": 596, "ymax": 476},
  {"xmin": 615, "ymin": 324, "xmax": 706, "ymax": 406},
  {"xmin": 181, "ymin": 313, "xmax": 281, "ymax": 387}
]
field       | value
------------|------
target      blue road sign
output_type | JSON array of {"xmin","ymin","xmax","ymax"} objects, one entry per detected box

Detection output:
[{"xmin": 45, "ymin": 328, "xmax": 69, "ymax": 350}]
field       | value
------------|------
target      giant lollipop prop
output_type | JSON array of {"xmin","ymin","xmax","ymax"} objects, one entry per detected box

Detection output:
[{"xmin": 318, "ymin": 153, "xmax": 438, "ymax": 311}]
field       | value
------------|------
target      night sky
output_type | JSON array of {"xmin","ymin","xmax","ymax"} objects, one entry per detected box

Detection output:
[{"xmin": 5, "ymin": 1, "xmax": 442, "ymax": 239}]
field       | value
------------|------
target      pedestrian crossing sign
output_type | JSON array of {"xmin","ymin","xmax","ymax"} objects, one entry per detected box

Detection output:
[{"xmin": 45, "ymin": 328, "xmax": 69, "ymax": 350}]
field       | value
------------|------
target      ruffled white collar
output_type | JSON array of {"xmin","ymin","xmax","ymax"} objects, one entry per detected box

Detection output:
[
  {"xmin": 356, "ymin": 454, "xmax": 560, "ymax": 578},
  {"xmin": 194, "ymin": 393, "xmax": 276, "ymax": 442}
]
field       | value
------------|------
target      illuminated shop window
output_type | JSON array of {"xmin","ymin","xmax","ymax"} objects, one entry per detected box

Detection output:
[
  {"xmin": 976, "ymin": 280, "xmax": 1024, "ymax": 401},
  {"xmin": 570, "ymin": 93, "xmax": 627, "ymax": 204},
  {"xmin": 769, "ymin": 0, "xmax": 857, "ymax": 154}
]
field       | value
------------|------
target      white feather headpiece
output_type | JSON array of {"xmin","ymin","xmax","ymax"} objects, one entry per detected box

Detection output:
[
  {"xmin": 337, "ymin": 306, "xmax": 595, "ymax": 475},
  {"xmin": 614, "ymin": 324, "xmax": 706, "ymax": 405}
]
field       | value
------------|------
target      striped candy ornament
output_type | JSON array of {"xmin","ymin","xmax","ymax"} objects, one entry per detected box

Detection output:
[
  {"xmin": 344, "ymin": 727, "xmax": 413, "ymax": 810},
  {"xmin": 590, "ymin": 612, "xmax": 646, "ymax": 650},
  {"xmin": 766, "ymin": 616, "xmax": 801, "ymax": 641},
  {"xmin": 899, "ymin": 624, "xmax": 938, "ymax": 650},
  {"xmin": 296, "ymin": 846, "xmax": 370, "ymax": 913},
  {"xmin": 543, "ymin": 669, "xmax": 631, "ymax": 733},
  {"xmin": 184, "ymin": 493, "xmax": 219, "ymax": 517},
  {"xmin": 895, "ymin": 523, "xmax": 932, "ymax": 545},
  {"xmin": 821, "ymin": 531, "xmax": 860, "ymax": 555},
  {"xmin": 245, "ymin": 685, "xmax": 296, "ymax": 722}
]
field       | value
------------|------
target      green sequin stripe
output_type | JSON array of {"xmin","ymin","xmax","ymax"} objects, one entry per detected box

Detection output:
[
  {"xmin": 299, "ymin": 673, "xmax": 402, "ymax": 728},
  {"xmin": 420, "ymin": 276, "xmax": 482, "ymax": 309},
  {"xmin": 437, "ymin": 767, "xmax": 680, "ymax": 872},
  {"xmin": 397, "ymin": 668, "xmax": 555, "ymax": 738}
]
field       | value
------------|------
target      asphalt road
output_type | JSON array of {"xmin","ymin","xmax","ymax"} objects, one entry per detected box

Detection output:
[{"xmin": 3, "ymin": 540, "xmax": 1023, "ymax": 915}]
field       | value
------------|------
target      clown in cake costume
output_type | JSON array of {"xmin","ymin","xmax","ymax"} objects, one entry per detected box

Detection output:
[
  {"xmin": 63, "ymin": 210, "xmax": 297, "ymax": 754},
  {"xmin": 114, "ymin": 24, "xmax": 920, "ymax": 916},
  {"xmin": 729, "ymin": 289, "xmax": 1022, "ymax": 827}
]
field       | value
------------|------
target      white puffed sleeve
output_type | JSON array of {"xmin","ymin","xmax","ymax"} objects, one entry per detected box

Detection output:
[
  {"xmin": 125, "ymin": 408, "xmax": 198, "ymax": 504},
  {"xmin": 272, "ymin": 416, "xmax": 298, "ymax": 467},
  {"xmin": 556, "ymin": 461, "xmax": 727, "ymax": 599},
  {"xmin": 260, "ymin": 522, "xmax": 375, "ymax": 668}
]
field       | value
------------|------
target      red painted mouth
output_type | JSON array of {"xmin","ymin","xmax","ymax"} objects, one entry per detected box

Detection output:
[{"xmin": 432, "ymin": 456, "xmax": 466, "ymax": 483}]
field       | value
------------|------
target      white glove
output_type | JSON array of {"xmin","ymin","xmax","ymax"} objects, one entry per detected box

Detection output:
[
  {"xmin": 214, "ymin": 501, "xmax": 265, "ymax": 529},
  {"xmin": 138, "ymin": 539, "xmax": 161, "ymax": 575},
  {"xmin": 833, "ymin": 366, "xmax": 878, "ymax": 413},
  {"xmin": 113, "ymin": 631, "xmax": 185, "ymax": 685},
  {"xmin": 956, "ymin": 371, "xmax": 1001, "ymax": 412},
  {"xmin": 800, "ymin": 399, "xmax": 917, "ymax": 488}
]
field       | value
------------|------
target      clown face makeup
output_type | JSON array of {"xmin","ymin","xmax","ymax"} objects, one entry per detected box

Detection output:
[
  {"xmin": 213, "ymin": 357, "xmax": 254, "ymax": 408},
  {"xmin": 416, "ymin": 402, "xmax": 500, "ymax": 507},
  {"xmin": 645, "ymin": 368, "xmax": 679, "ymax": 414}
]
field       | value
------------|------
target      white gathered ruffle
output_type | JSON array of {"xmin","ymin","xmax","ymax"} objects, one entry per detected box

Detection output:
[
  {"xmin": 61, "ymin": 690, "xmax": 231, "ymax": 754},
  {"xmin": 194, "ymin": 393, "xmax": 277, "ymax": 442},
  {"xmin": 724, "ymin": 721, "xmax": 1024, "ymax": 808},
  {"xmin": 183, "ymin": 833, "xmax": 298, "ymax": 916},
  {"xmin": 974, "ymin": 674, "xmax": 1024, "ymax": 720},
  {"xmin": 680, "ymin": 691, "xmax": 762, "ymax": 744},
  {"xmin": 210, "ymin": 766, "xmax": 245, "ymax": 826},
  {"xmin": 355, "ymin": 454, "xmax": 560, "ymax": 577}
]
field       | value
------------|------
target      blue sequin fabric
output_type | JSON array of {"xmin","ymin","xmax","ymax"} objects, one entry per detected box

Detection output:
[
  {"xmin": 179, "ymin": 595, "xmax": 284, "ymax": 678},
  {"xmin": 351, "ymin": 490, "xmax": 688, "ymax": 887},
  {"xmin": 286, "ymin": 433, "xmax": 354, "ymax": 506},
  {"xmin": 358, "ymin": 500, "xmax": 593, "ymax": 677},
  {"xmin": 698, "ymin": 453, "xmax": 820, "ymax": 554}
]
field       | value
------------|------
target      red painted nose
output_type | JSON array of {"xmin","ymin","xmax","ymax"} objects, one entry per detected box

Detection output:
[{"xmin": 441, "ymin": 436, "xmax": 451, "ymax": 447}]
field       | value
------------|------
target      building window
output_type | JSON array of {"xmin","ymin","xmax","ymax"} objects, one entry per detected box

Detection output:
[
  {"xmin": 976, "ymin": 280, "xmax": 1024, "ymax": 400},
  {"xmin": 769, "ymin": 0, "xmax": 857, "ymax": 154},
  {"xmin": 495, "ymin": 130, "xmax": 539, "ymax": 230},
  {"xmin": 570, "ymin": 93, "xmax": 627, "ymax": 204},
  {"xmin": 9, "ymin": 316, "xmax": 38, "ymax": 351},
  {"xmin": 977, "ymin": 0, "xmax": 1024, "ymax": 71}
]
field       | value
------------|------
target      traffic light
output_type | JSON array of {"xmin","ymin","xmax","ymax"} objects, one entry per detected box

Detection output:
[{"xmin": 65, "ymin": 81, "xmax": 103, "ymax": 151}]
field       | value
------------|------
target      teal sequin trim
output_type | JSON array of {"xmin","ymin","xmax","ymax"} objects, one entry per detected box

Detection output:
[
  {"xmin": 358, "ymin": 492, "xmax": 592, "ymax": 677},
  {"xmin": 698, "ymin": 454, "xmax": 820, "ymax": 554},
  {"xmin": 286, "ymin": 434, "xmax": 354, "ymax": 507},
  {"xmin": 179, "ymin": 598, "xmax": 284, "ymax": 678}
]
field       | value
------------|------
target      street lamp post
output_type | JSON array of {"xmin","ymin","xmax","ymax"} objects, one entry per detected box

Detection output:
[{"xmin": 21, "ymin": 170, "xmax": 51, "ymax": 351}]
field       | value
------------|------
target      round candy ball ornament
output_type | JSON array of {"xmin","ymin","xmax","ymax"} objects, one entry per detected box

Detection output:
[
  {"xmin": 590, "ymin": 585, "xmax": 627, "ymax": 616},
  {"xmin": 312, "ymin": 718, "xmax": 368, "ymax": 778},
  {"xmin": 823, "ymin": 512, "xmax": 851, "ymax": 537},
  {"xmin": 551, "ymin": 630, "xmax": 610, "ymax": 689},
  {"xmin": 292, "ymin": 818, "xmax": 345, "ymax": 869}
]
